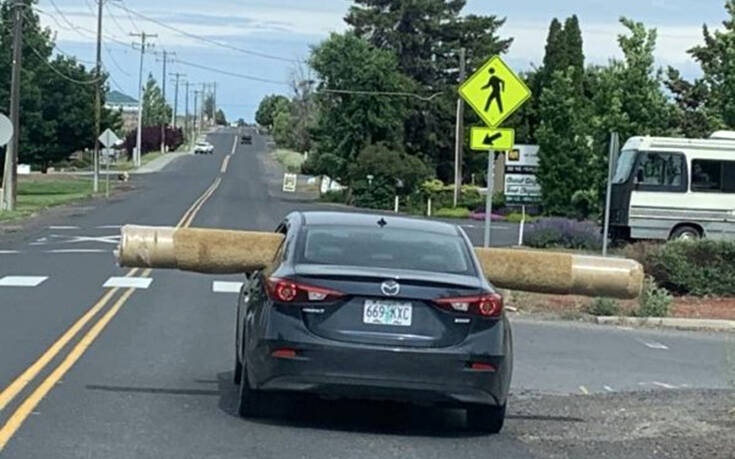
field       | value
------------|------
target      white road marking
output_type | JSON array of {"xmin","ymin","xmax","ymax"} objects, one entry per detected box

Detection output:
[
  {"xmin": 0, "ymin": 276, "xmax": 49, "ymax": 287},
  {"xmin": 637, "ymin": 338, "xmax": 669, "ymax": 350},
  {"xmin": 212, "ymin": 281, "xmax": 244, "ymax": 293},
  {"xmin": 651, "ymin": 381, "xmax": 678, "ymax": 389},
  {"xmin": 579, "ymin": 385, "xmax": 589, "ymax": 395},
  {"xmin": 96, "ymin": 225, "xmax": 122, "ymax": 229},
  {"xmin": 0, "ymin": 250, "xmax": 20, "ymax": 254},
  {"xmin": 63, "ymin": 235, "xmax": 120, "ymax": 245},
  {"xmin": 49, "ymin": 226, "xmax": 79, "ymax": 230},
  {"xmin": 46, "ymin": 249, "xmax": 110, "ymax": 254},
  {"xmin": 604, "ymin": 385, "xmax": 615, "ymax": 392},
  {"xmin": 103, "ymin": 277, "xmax": 153, "ymax": 289}
]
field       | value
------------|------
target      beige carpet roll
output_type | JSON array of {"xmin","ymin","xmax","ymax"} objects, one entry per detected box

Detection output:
[
  {"xmin": 474, "ymin": 248, "xmax": 644, "ymax": 299},
  {"xmin": 117, "ymin": 225, "xmax": 284, "ymax": 274}
]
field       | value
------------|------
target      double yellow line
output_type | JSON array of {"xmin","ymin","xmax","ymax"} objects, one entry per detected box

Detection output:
[{"xmin": 0, "ymin": 143, "xmax": 231, "ymax": 451}]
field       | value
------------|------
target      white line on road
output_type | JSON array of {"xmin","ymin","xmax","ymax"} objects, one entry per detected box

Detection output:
[
  {"xmin": 603, "ymin": 385, "xmax": 615, "ymax": 392},
  {"xmin": 48, "ymin": 226, "xmax": 79, "ymax": 230},
  {"xmin": 0, "ymin": 250, "xmax": 20, "ymax": 254},
  {"xmin": 637, "ymin": 338, "xmax": 669, "ymax": 350},
  {"xmin": 46, "ymin": 249, "xmax": 111, "ymax": 254},
  {"xmin": 96, "ymin": 225, "xmax": 122, "ymax": 229},
  {"xmin": 213, "ymin": 281, "xmax": 244, "ymax": 293},
  {"xmin": 103, "ymin": 277, "xmax": 153, "ymax": 289},
  {"xmin": 579, "ymin": 385, "xmax": 589, "ymax": 395},
  {"xmin": 651, "ymin": 381, "xmax": 678, "ymax": 389},
  {"xmin": 0, "ymin": 276, "xmax": 49, "ymax": 287}
]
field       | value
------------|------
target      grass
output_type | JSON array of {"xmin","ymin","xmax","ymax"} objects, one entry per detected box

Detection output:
[
  {"xmin": 273, "ymin": 149, "xmax": 305, "ymax": 173},
  {"xmin": 114, "ymin": 151, "xmax": 163, "ymax": 171},
  {"xmin": 434, "ymin": 207, "xmax": 471, "ymax": 219},
  {"xmin": 504, "ymin": 212, "xmax": 540, "ymax": 224},
  {"xmin": 0, "ymin": 177, "xmax": 97, "ymax": 222}
]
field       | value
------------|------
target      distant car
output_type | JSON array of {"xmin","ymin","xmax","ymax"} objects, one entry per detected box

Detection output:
[
  {"xmin": 194, "ymin": 141, "xmax": 214, "ymax": 155},
  {"xmin": 241, "ymin": 134, "xmax": 252, "ymax": 145},
  {"xmin": 234, "ymin": 211, "xmax": 513, "ymax": 433}
]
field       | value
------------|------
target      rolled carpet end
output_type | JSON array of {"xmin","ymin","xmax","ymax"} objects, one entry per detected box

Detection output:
[
  {"xmin": 474, "ymin": 248, "xmax": 644, "ymax": 299},
  {"xmin": 117, "ymin": 225, "xmax": 284, "ymax": 274}
]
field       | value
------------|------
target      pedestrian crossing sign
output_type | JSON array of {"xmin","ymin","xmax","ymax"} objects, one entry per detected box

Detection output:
[{"xmin": 459, "ymin": 55, "xmax": 531, "ymax": 128}]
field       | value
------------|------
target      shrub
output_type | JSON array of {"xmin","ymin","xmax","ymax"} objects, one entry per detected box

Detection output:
[
  {"xmin": 627, "ymin": 239, "xmax": 735, "ymax": 296},
  {"xmin": 586, "ymin": 298, "xmax": 620, "ymax": 316},
  {"xmin": 505, "ymin": 212, "xmax": 540, "ymax": 224},
  {"xmin": 320, "ymin": 190, "xmax": 346, "ymax": 204},
  {"xmin": 434, "ymin": 207, "xmax": 470, "ymax": 219},
  {"xmin": 634, "ymin": 277, "xmax": 672, "ymax": 318},
  {"xmin": 525, "ymin": 218, "xmax": 602, "ymax": 250}
]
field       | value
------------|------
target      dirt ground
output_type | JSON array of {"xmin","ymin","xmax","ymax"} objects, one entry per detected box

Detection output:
[{"xmin": 505, "ymin": 291, "xmax": 735, "ymax": 321}]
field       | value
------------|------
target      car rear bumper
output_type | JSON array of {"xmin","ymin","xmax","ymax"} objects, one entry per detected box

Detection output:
[{"xmin": 245, "ymin": 311, "xmax": 512, "ymax": 407}]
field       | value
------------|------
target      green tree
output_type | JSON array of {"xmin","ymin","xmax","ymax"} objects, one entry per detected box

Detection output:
[
  {"xmin": 141, "ymin": 73, "xmax": 171, "ymax": 127},
  {"xmin": 215, "ymin": 108, "xmax": 227, "ymax": 125},
  {"xmin": 0, "ymin": 0, "xmax": 120, "ymax": 171},
  {"xmin": 665, "ymin": 67, "xmax": 722, "ymax": 138},
  {"xmin": 303, "ymin": 33, "xmax": 412, "ymax": 187},
  {"xmin": 255, "ymin": 94, "xmax": 290, "ymax": 129},
  {"xmin": 346, "ymin": 0, "xmax": 511, "ymax": 181},
  {"xmin": 681, "ymin": 1, "xmax": 735, "ymax": 128},
  {"xmin": 536, "ymin": 69, "xmax": 595, "ymax": 216},
  {"xmin": 272, "ymin": 106, "xmax": 294, "ymax": 149}
]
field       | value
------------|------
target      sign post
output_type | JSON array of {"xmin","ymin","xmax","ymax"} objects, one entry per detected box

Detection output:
[
  {"xmin": 459, "ymin": 55, "xmax": 531, "ymax": 247},
  {"xmin": 98, "ymin": 129, "xmax": 121, "ymax": 199}
]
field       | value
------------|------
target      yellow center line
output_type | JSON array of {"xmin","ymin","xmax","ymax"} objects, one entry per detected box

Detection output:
[
  {"xmin": 0, "ymin": 268, "xmax": 139, "ymax": 412},
  {"xmin": 220, "ymin": 155, "xmax": 231, "ymax": 174},
  {"xmin": 0, "ymin": 137, "xmax": 229, "ymax": 451}
]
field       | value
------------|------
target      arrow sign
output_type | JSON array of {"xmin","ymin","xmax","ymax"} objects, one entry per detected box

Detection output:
[
  {"xmin": 470, "ymin": 127, "xmax": 515, "ymax": 151},
  {"xmin": 98, "ymin": 128, "xmax": 121, "ymax": 149},
  {"xmin": 484, "ymin": 133, "xmax": 503, "ymax": 146}
]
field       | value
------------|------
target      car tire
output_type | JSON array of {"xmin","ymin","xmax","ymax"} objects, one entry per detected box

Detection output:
[
  {"xmin": 466, "ymin": 404, "xmax": 506, "ymax": 434},
  {"xmin": 237, "ymin": 368, "xmax": 264, "ymax": 418},
  {"xmin": 670, "ymin": 225, "xmax": 701, "ymax": 241}
]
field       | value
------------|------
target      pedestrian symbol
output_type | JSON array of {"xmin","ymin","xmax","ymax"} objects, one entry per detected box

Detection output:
[
  {"xmin": 482, "ymin": 68, "xmax": 505, "ymax": 114},
  {"xmin": 459, "ymin": 55, "xmax": 531, "ymax": 128}
]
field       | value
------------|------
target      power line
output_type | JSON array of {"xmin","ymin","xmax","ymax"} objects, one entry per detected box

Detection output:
[
  {"xmin": 171, "ymin": 58, "xmax": 289, "ymax": 85},
  {"xmin": 109, "ymin": 2, "xmax": 301, "ymax": 63},
  {"xmin": 103, "ymin": 43, "xmax": 132, "ymax": 77},
  {"xmin": 27, "ymin": 42, "xmax": 102, "ymax": 85},
  {"xmin": 321, "ymin": 88, "xmax": 443, "ymax": 102},
  {"xmin": 104, "ymin": 0, "xmax": 132, "ymax": 38}
]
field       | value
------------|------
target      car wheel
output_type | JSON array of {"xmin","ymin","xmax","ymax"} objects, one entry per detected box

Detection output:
[
  {"xmin": 670, "ymin": 225, "xmax": 701, "ymax": 241},
  {"xmin": 466, "ymin": 404, "xmax": 506, "ymax": 434},
  {"xmin": 237, "ymin": 367, "xmax": 263, "ymax": 418}
]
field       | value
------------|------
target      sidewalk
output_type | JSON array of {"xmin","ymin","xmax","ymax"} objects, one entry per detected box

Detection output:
[{"xmin": 132, "ymin": 151, "xmax": 191, "ymax": 174}]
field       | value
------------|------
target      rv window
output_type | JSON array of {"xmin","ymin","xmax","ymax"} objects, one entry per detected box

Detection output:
[
  {"xmin": 692, "ymin": 160, "xmax": 735, "ymax": 193},
  {"xmin": 613, "ymin": 150, "xmax": 638, "ymax": 184},
  {"xmin": 636, "ymin": 152, "xmax": 685, "ymax": 191}
]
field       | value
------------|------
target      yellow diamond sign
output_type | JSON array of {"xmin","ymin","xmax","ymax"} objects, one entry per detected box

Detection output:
[{"xmin": 459, "ymin": 55, "xmax": 531, "ymax": 128}]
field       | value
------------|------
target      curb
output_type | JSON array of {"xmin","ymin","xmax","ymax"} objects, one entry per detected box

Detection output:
[{"xmin": 595, "ymin": 316, "xmax": 735, "ymax": 332}]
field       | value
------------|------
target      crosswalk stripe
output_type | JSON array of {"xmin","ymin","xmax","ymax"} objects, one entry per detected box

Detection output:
[
  {"xmin": 212, "ymin": 281, "xmax": 243, "ymax": 293},
  {"xmin": 103, "ymin": 277, "xmax": 153, "ymax": 289},
  {"xmin": 0, "ymin": 276, "xmax": 48, "ymax": 287}
]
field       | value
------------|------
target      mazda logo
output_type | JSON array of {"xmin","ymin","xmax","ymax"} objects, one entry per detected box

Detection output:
[{"xmin": 380, "ymin": 280, "xmax": 400, "ymax": 297}]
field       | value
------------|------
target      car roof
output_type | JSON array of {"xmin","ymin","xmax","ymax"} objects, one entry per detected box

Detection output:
[{"xmin": 298, "ymin": 211, "xmax": 461, "ymax": 236}]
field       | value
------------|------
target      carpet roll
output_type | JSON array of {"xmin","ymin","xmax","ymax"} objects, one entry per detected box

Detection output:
[
  {"xmin": 474, "ymin": 248, "xmax": 644, "ymax": 299},
  {"xmin": 117, "ymin": 226, "xmax": 644, "ymax": 298},
  {"xmin": 116, "ymin": 225, "xmax": 284, "ymax": 274}
]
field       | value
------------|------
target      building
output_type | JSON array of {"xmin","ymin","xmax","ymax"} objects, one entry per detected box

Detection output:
[{"xmin": 105, "ymin": 90, "xmax": 138, "ymax": 133}]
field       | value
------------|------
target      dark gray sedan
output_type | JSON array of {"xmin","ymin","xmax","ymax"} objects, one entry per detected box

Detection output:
[{"xmin": 234, "ymin": 211, "xmax": 513, "ymax": 433}]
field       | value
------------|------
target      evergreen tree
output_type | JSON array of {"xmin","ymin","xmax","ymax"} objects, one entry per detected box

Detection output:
[
  {"xmin": 141, "ymin": 74, "xmax": 171, "ymax": 127},
  {"xmin": 563, "ymin": 15, "xmax": 585, "ymax": 91}
]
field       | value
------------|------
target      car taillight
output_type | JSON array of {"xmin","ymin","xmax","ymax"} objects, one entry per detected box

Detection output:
[
  {"xmin": 266, "ymin": 277, "xmax": 344, "ymax": 303},
  {"xmin": 434, "ymin": 293, "xmax": 503, "ymax": 318}
]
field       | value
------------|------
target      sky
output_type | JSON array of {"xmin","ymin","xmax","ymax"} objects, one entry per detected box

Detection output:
[{"xmin": 38, "ymin": 0, "xmax": 730, "ymax": 122}]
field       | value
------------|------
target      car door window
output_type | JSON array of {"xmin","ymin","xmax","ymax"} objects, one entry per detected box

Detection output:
[{"xmin": 636, "ymin": 152, "xmax": 687, "ymax": 192}]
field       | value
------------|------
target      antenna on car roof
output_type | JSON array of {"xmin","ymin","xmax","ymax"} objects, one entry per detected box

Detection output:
[{"xmin": 377, "ymin": 218, "xmax": 387, "ymax": 228}]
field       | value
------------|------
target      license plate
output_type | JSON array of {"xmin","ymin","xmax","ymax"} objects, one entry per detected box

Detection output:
[{"xmin": 363, "ymin": 300, "xmax": 412, "ymax": 327}]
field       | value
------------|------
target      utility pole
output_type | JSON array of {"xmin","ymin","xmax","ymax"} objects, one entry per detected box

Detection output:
[
  {"xmin": 158, "ymin": 51, "xmax": 173, "ymax": 153},
  {"xmin": 201, "ymin": 82, "xmax": 207, "ymax": 129},
  {"xmin": 184, "ymin": 81, "xmax": 190, "ymax": 143},
  {"xmin": 1, "ymin": 2, "xmax": 24, "ymax": 212},
  {"xmin": 131, "ymin": 31, "xmax": 157, "ymax": 167},
  {"xmin": 193, "ymin": 89, "xmax": 201, "ymax": 139},
  {"xmin": 453, "ymin": 48, "xmax": 466, "ymax": 208},
  {"xmin": 213, "ymin": 82, "xmax": 217, "ymax": 125},
  {"xmin": 92, "ymin": 0, "xmax": 103, "ymax": 193},
  {"xmin": 170, "ymin": 72, "xmax": 185, "ymax": 129}
]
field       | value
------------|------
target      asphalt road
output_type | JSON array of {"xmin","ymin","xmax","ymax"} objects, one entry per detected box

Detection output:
[{"xmin": 0, "ymin": 129, "xmax": 733, "ymax": 458}]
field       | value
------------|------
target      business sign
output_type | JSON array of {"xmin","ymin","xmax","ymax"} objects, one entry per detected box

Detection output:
[{"xmin": 505, "ymin": 145, "xmax": 541, "ymax": 205}]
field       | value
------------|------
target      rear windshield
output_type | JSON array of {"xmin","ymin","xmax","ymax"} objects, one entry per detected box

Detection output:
[{"xmin": 298, "ymin": 225, "xmax": 474, "ymax": 275}]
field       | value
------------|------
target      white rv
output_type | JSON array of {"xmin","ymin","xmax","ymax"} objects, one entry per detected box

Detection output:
[{"xmin": 609, "ymin": 132, "xmax": 735, "ymax": 241}]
